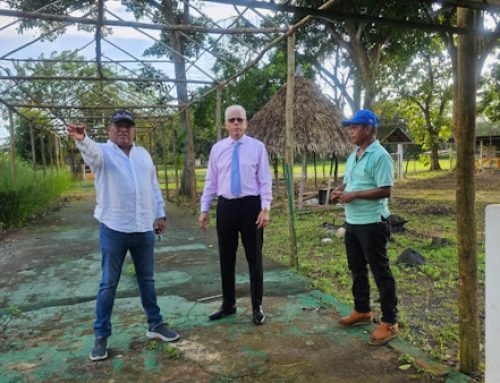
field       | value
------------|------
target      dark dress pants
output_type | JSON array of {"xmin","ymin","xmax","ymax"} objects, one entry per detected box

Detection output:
[
  {"xmin": 344, "ymin": 219, "xmax": 398, "ymax": 324},
  {"xmin": 216, "ymin": 196, "xmax": 263, "ymax": 309}
]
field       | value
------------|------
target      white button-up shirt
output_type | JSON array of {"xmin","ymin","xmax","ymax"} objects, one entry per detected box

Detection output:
[{"xmin": 76, "ymin": 135, "xmax": 165, "ymax": 233}]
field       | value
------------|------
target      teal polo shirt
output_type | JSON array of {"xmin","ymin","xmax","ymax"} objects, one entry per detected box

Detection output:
[{"xmin": 343, "ymin": 140, "xmax": 394, "ymax": 224}]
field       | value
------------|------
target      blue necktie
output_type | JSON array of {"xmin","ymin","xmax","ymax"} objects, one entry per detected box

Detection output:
[{"xmin": 231, "ymin": 141, "xmax": 241, "ymax": 196}]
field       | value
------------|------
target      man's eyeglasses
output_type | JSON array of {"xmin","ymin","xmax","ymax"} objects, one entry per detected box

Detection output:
[{"xmin": 228, "ymin": 117, "xmax": 245, "ymax": 123}]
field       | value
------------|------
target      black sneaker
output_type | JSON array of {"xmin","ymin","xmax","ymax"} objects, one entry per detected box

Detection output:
[
  {"xmin": 253, "ymin": 306, "xmax": 265, "ymax": 325},
  {"xmin": 89, "ymin": 336, "xmax": 108, "ymax": 361},
  {"xmin": 146, "ymin": 323, "xmax": 180, "ymax": 342}
]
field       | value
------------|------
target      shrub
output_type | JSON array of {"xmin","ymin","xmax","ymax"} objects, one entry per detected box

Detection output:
[{"xmin": 0, "ymin": 154, "xmax": 72, "ymax": 228}]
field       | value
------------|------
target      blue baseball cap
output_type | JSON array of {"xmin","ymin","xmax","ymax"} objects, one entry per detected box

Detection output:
[{"xmin": 342, "ymin": 109, "xmax": 379, "ymax": 128}]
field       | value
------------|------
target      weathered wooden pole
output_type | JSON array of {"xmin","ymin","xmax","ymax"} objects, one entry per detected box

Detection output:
[
  {"xmin": 216, "ymin": 85, "xmax": 222, "ymax": 141},
  {"xmin": 47, "ymin": 131, "xmax": 54, "ymax": 167},
  {"xmin": 285, "ymin": 33, "xmax": 298, "ymax": 269},
  {"xmin": 53, "ymin": 133, "xmax": 60, "ymax": 171},
  {"xmin": 29, "ymin": 125, "xmax": 36, "ymax": 170},
  {"xmin": 152, "ymin": 130, "xmax": 160, "ymax": 181},
  {"xmin": 39, "ymin": 130, "xmax": 47, "ymax": 172},
  {"xmin": 172, "ymin": 126, "xmax": 180, "ymax": 203},
  {"xmin": 456, "ymin": 6, "xmax": 479, "ymax": 374},
  {"xmin": 479, "ymin": 139, "xmax": 483, "ymax": 171},
  {"xmin": 58, "ymin": 136, "xmax": 64, "ymax": 170},
  {"xmin": 313, "ymin": 152, "xmax": 318, "ymax": 189},
  {"xmin": 8, "ymin": 109, "xmax": 16, "ymax": 181},
  {"xmin": 273, "ymin": 157, "xmax": 280, "ymax": 198},
  {"xmin": 298, "ymin": 153, "xmax": 306, "ymax": 211},
  {"xmin": 186, "ymin": 105, "xmax": 197, "ymax": 213},
  {"xmin": 161, "ymin": 123, "xmax": 170, "ymax": 200}
]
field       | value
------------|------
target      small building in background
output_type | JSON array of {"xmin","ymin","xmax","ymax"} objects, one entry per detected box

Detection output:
[
  {"xmin": 476, "ymin": 121, "xmax": 500, "ymax": 170},
  {"xmin": 378, "ymin": 120, "xmax": 414, "ymax": 179}
]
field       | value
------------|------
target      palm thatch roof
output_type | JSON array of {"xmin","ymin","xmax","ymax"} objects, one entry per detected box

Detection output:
[{"xmin": 248, "ymin": 76, "xmax": 353, "ymax": 158}]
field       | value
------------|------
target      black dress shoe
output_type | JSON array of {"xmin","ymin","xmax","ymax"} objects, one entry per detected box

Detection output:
[
  {"xmin": 209, "ymin": 306, "xmax": 236, "ymax": 320},
  {"xmin": 253, "ymin": 306, "xmax": 265, "ymax": 325}
]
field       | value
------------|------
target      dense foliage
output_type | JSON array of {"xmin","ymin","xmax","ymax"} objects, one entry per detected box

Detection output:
[{"xmin": 0, "ymin": 155, "xmax": 71, "ymax": 228}]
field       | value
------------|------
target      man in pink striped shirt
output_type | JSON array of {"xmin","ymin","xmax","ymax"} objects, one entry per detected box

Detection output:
[{"xmin": 199, "ymin": 105, "xmax": 272, "ymax": 325}]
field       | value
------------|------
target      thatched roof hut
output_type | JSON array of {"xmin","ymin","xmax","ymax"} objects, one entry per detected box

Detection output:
[{"xmin": 248, "ymin": 76, "xmax": 353, "ymax": 158}]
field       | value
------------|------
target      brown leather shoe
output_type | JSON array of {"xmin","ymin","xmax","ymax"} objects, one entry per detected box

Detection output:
[
  {"xmin": 368, "ymin": 322, "xmax": 399, "ymax": 345},
  {"xmin": 338, "ymin": 311, "xmax": 373, "ymax": 327}
]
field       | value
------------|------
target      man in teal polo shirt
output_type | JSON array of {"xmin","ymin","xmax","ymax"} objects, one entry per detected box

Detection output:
[{"xmin": 330, "ymin": 109, "xmax": 399, "ymax": 346}]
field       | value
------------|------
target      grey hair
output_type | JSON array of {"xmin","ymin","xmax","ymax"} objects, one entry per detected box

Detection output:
[{"xmin": 224, "ymin": 105, "xmax": 247, "ymax": 122}]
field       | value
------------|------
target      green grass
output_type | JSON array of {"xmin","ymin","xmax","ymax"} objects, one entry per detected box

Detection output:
[
  {"xmin": 148, "ymin": 341, "xmax": 182, "ymax": 359},
  {"xmin": 155, "ymin": 157, "xmax": 455, "ymax": 197},
  {"xmin": 0, "ymin": 155, "xmax": 72, "ymax": 229}
]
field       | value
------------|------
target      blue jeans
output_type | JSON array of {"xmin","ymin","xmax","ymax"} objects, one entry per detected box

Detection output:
[{"xmin": 94, "ymin": 223, "xmax": 163, "ymax": 337}]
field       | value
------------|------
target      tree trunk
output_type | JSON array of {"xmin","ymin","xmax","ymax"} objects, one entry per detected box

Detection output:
[
  {"xmin": 182, "ymin": 119, "xmax": 197, "ymax": 208},
  {"xmin": 162, "ymin": 0, "xmax": 196, "ymax": 200},
  {"xmin": 430, "ymin": 142, "xmax": 442, "ymax": 171},
  {"xmin": 456, "ymin": 7, "xmax": 479, "ymax": 374}
]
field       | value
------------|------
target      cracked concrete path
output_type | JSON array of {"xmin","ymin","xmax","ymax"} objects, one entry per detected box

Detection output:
[{"xmin": 0, "ymin": 189, "xmax": 469, "ymax": 383}]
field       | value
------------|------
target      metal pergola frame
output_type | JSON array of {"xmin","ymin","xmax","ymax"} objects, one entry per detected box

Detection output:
[{"xmin": 1, "ymin": 0, "xmax": 497, "ymax": 139}]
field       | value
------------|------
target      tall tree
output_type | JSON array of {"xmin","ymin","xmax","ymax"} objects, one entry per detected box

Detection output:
[
  {"xmin": 161, "ymin": 0, "xmax": 196, "ymax": 198},
  {"xmin": 380, "ymin": 36, "xmax": 453, "ymax": 170},
  {"xmin": 478, "ymin": 54, "xmax": 500, "ymax": 123},
  {"xmin": 126, "ymin": 0, "xmax": 205, "ymax": 199},
  {"xmin": 426, "ymin": 4, "xmax": 499, "ymax": 374},
  {"xmin": 291, "ymin": 0, "xmax": 427, "ymax": 110}
]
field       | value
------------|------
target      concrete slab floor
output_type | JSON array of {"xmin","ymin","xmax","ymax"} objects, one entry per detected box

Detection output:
[{"xmin": 0, "ymin": 191, "xmax": 469, "ymax": 383}]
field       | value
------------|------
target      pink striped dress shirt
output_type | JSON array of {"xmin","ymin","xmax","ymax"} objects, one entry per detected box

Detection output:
[{"xmin": 200, "ymin": 135, "xmax": 272, "ymax": 213}]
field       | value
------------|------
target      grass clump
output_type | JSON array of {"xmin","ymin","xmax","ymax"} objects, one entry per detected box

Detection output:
[{"xmin": 149, "ymin": 340, "xmax": 181, "ymax": 359}]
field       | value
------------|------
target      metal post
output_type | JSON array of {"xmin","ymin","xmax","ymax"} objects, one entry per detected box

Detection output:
[{"xmin": 397, "ymin": 143, "xmax": 404, "ymax": 179}]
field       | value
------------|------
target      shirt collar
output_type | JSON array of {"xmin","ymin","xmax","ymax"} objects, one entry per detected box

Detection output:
[
  {"xmin": 357, "ymin": 139, "xmax": 380, "ymax": 154},
  {"xmin": 106, "ymin": 139, "xmax": 135, "ymax": 151},
  {"xmin": 228, "ymin": 134, "xmax": 247, "ymax": 145}
]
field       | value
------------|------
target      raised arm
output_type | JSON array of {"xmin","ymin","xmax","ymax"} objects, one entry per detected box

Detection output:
[{"xmin": 68, "ymin": 124, "xmax": 103, "ymax": 171}]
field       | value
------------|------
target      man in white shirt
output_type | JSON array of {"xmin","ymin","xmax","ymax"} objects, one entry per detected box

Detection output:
[{"xmin": 68, "ymin": 110, "xmax": 179, "ymax": 362}]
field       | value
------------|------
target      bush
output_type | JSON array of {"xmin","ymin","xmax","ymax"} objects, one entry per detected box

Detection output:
[{"xmin": 0, "ymin": 154, "xmax": 72, "ymax": 228}]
